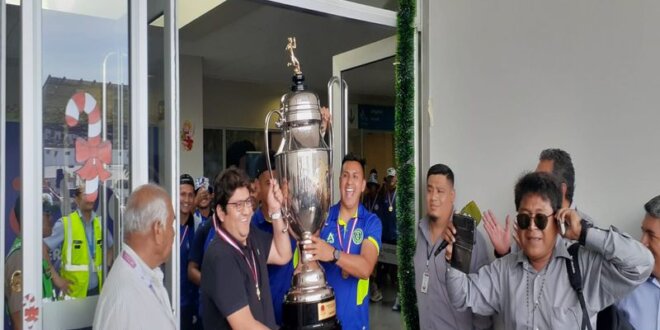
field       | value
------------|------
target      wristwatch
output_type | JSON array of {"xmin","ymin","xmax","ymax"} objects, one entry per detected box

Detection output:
[
  {"xmin": 332, "ymin": 248, "xmax": 341, "ymax": 263},
  {"xmin": 579, "ymin": 219, "xmax": 593, "ymax": 246},
  {"xmin": 270, "ymin": 211, "xmax": 282, "ymax": 221}
]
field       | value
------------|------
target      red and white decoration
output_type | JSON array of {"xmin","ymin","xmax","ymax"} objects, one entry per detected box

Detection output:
[{"xmin": 65, "ymin": 92, "xmax": 112, "ymax": 202}]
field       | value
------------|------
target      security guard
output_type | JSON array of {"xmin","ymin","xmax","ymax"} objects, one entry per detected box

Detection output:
[
  {"xmin": 5, "ymin": 195, "xmax": 56, "ymax": 329},
  {"xmin": 44, "ymin": 185, "xmax": 113, "ymax": 298}
]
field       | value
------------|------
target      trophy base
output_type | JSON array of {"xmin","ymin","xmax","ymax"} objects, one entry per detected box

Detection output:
[{"xmin": 282, "ymin": 295, "xmax": 341, "ymax": 330}]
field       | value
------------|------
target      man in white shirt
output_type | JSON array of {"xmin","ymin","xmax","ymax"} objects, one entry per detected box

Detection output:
[{"xmin": 93, "ymin": 184, "xmax": 177, "ymax": 329}]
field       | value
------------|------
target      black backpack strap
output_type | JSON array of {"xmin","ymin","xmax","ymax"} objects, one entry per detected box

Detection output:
[{"xmin": 565, "ymin": 243, "xmax": 593, "ymax": 330}]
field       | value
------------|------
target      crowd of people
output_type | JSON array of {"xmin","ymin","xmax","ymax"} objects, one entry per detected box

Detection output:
[{"xmin": 5, "ymin": 147, "xmax": 659, "ymax": 330}]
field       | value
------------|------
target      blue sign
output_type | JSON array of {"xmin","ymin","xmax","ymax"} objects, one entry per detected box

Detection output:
[{"xmin": 358, "ymin": 104, "xmax": 395, "ymax": 131}]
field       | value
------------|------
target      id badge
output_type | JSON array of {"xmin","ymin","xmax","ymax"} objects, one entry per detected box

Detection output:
[{"xmin": 420, "ymin": 272, "xmax": 430, "ymax": 294}]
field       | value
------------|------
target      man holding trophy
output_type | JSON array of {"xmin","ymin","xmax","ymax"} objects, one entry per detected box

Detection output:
[
  {"xmin": 200, "ymin": 168, "xmax": 290, "ymax": 329},
  {"xmin": 304, "ymin": 154, "xmax": 382, "ymax": 330}
]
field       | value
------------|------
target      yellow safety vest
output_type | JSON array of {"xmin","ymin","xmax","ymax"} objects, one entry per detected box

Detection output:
[{"xmin": 61, "ymin": 211, "xmax": 103, "ymax": 298}]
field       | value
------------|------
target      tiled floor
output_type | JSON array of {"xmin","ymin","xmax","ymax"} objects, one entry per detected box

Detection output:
[{"xmin": 369, "ymin": 282, "xmax": 405, "ymax": 329}]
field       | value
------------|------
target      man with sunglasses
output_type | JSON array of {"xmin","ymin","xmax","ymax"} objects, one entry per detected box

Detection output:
[
  {"xmin": 414, "ymin": 164, "xmax": 492, "ymax": 330},
  {"xmin": 483, "ymin": 148, "xmax": 590, "ymax": 258},
  {"xmin": 444, "ymin": 172, "xmax": 653, "ymax": 329},
  {"xmin": 201, "ymin": 168, "xmax": 291, "ymax": 329}
]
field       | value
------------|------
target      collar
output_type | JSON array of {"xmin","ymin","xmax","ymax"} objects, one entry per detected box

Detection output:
[
  {"xmin": 76, "ymin": 209, "xmax": 97, "ymax": 222},
  {"xmin": 122, "ymin": 244, "xmax": 164, "ymax": 283},
  {"xmin": 338, "ymin": 210, "xmax": 359, "ymax": 226},
  {"xmin": 254, "ymin": 208, "xmax": 269, "ymax": 225},
  {"xmin": 649, "ymin": 276, "xmax": 660, "ymax": 288},
  {"xmin": 514, "ymin": 236, "xmax": 571, "ymax": 265},
  {"xmin": 180, "ymin": 214, "xmax": 195, "ymax": 228},
  {"xmin": 418, "ymin": 213, "xmax": 455, "ymax": 244},
  {"xmin": 217, "ymin": 223, "xmax": 250, "ymax": 249}
]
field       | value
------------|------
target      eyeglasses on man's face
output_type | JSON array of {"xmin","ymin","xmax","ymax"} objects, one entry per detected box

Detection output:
[
  {"xmin": 516, "ymin": 212, "xmax": 555, "ymax": 230},
  {"xmin": 226, "ymin": 197, "xmax": 254, "ymax": 213}
]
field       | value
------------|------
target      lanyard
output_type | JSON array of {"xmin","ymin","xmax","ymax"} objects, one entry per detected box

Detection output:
[
  {"xmin": 336, "ymin": 216, "xmax": 359, "ymax": 253},
  {"xmin": 121, "ymin": 250, "xmax": 174, "ymax": 319},
  {"xmin": 215, "ymin": 226, "xmax": 261, "ymax": 300},
  {"xmin": 180, "ymin": 225, "xmax": 189, "ymax": 247},
  {"xmin": 387, "ymin": 190, "xmax": 396, "ymax": 205}
]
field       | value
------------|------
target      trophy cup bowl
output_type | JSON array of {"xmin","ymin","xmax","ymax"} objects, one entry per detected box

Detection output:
[
  {"xmin": 276, "ymin": 149, "xmax": 339, "ymax": 330},
  {"xmin": 264, "ymin": 37, "xmax": 340, "ymax": 329}
]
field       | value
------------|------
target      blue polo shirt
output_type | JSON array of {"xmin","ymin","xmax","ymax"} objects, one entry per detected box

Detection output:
[
  {"xmin": 251, "ymin": 208, "xmax": 297, "ymax": 326},
  {"xmin": 180, "ymin": 215, "xmax": 198, "ymax": 309},
  {"xmin": 320, "ymin": 203, "xmax": 382, "ymax": 330}
]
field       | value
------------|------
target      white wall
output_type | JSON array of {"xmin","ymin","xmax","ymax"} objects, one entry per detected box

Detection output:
[
  {"xmin": 203, "ymin": 78, "xmax": 285, "ymax": 129},
  {"xmin": 425, "ymin": 0, "xmax": 660, "ymax": 239},
  {"xmin": 180, "ymin": 55, "xmax": 204, "ymax": 177}
]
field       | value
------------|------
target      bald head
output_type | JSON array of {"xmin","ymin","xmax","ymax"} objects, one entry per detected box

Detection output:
[{"xmin": 124, "ymin": 184, "xmax": 172, "ymax": 236}]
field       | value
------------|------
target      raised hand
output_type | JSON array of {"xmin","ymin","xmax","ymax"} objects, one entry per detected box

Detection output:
[{"xmin": 482, "ymin": 210, "xmax": 512, "ymax": 257}]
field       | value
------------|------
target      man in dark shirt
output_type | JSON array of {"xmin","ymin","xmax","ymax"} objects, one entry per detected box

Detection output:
[{"xmin": 201, "ymin": 168, "xmax": 291, "ymax": 329}]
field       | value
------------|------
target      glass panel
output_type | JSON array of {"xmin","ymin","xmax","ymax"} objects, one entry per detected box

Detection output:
[
  {"xmin": 39, "ymin": 0, "xmax": 129, "ymax": 327},
  {"xmin": 203, "ymin": 128, "xmax": 224, "ymax": 180},
  {"xmin": 4, "ymin": 2, "xmax": 22, "ymax": 329},
  {"xmin": 148, "ymin": 16, "xmax": 165, "ymax": 184},
  {"xmin": 341, "ymin": 56, "xmax": 395, "ymax": 178}
]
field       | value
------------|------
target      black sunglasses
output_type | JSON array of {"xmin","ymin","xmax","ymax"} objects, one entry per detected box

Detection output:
[{"xmin": 516, "ymin": 212, "xmax": 555, "ymax": 230}]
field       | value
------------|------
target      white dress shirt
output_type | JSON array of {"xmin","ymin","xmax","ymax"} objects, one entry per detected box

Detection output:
[{"xmin": 93, "ymin": 244, "xmax": 176, "ymax": 330}]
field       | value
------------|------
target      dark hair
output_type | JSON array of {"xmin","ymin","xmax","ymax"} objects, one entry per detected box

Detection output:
[
  {"xmin": 212, "ymin": 168, "xmax": 251, "ymax": 213},
  {"xmin": 226, "ymin": 140, "xmax": 256, "ymax": 169},
  {"xmin": 341, "ymin": 153, "xmax": 366, "ymax": 176},
  {"xmin": 514, "ymin": 172, "xmax": 562, "ymax": 212},
  {"xmin": 427, "ymin": 163, "xmax": 455, "ymax": 186},
  {"xmin": 255, "ymin": 151, "xmax": 276, "ymax": 180},
  {"xmin": 539, "ymin": 148, "xmax": 575, "ymax": 204},
  {"xmin": 644, "ymin": 195, "xmax": 660, "ymax": 218},
  {"xmin": 180, "ymin": 174, "xmax": 195, "ymax": 189}
]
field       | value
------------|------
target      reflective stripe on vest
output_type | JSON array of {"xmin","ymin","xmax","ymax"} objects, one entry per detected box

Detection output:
[{"xmin": 61, "ymin": 211, "xmax": 103, "ymax": 298}]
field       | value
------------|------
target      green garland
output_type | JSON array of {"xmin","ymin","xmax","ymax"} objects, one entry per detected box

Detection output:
[{"xmin": 395, "ymin": 0, "xmax": 418, "ymax": 329}]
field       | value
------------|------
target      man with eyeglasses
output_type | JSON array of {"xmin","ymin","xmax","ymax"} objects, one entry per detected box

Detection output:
[
  {"xmin": 201, "ymin": 168, "xmax": 291, "ymax": 329},
  {"xmin": 414, "ymin": 164, "xmax": 492, "ymax": 330},
  {"xmin": 444, "ymin": 172, "xmax": 653, "ymax": 329}
]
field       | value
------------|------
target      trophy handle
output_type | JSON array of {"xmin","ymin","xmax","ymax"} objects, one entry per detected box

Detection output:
[
  {"xmin": 264, "ymin": 109, "xmax": 289, "ymax": 234},
  {"xmin": 264, "ymin": 109, "xmax": 282, "ymax": 180}
]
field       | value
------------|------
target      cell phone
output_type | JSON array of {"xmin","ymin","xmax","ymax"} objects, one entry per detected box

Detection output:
[
  {"xmin": 450, "ymin": 213, "xmax": 476, "ymax": 274},
  {"xmin": 557, "ymin": 217, "xmax": 566, "ymax": 236}
]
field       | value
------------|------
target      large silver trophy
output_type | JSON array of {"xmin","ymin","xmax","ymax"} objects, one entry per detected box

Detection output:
[{"xmin": 264, "ymin": 37, "xmax": 340, "ymax": 330}]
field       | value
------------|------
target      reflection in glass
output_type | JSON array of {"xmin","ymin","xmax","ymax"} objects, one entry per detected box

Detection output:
[
  {"xmin": 40, "ymin": 0, "xmax": 129, "ymax": 312},
  {"xmin": 4, "ymin": 3, "xmax": 24, "ymax": 329}
]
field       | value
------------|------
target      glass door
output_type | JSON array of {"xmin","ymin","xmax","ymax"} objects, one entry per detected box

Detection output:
[{"xmin": 1, "ymin": 0, "xmax": 178, "ymax": 328}]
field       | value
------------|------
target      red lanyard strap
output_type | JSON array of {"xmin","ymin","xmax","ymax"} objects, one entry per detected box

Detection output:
[
  {"xmin": 215, "ymin": 226, "xmax": 259, "ymax": 286},
  {"xmin": 336, "ymin": 216, "xmax": 359, "ymax": 253},
  {"xmin": 179, "ymin": 226, "xmax": 189, "ymax": 247}
]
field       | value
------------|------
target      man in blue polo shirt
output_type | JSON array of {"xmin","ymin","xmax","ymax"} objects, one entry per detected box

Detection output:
[
  {"xmin": 304, "ymin": 153, "xmax": 382, "ymax": 330},
  {"xmin": 179, "ymin": 174, "xmax": 201, "ymax": 329},
  {"xmin": 250, "ymin": 152, "xmax": 297, "ymax": 326}
]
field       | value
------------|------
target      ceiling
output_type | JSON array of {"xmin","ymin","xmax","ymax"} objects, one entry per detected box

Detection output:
[
  {"xmin": 178, "ymin": 0, "xmax": 396, "ymax": 97},
  {"xmin": 4, "ymin": 1, "xmax": 397, "ymax": 98}
]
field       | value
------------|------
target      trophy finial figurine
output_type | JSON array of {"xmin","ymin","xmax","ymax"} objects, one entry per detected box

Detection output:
[{"xmin": 286, "ymin": 37, "xmax": 302, "ymax": 75}]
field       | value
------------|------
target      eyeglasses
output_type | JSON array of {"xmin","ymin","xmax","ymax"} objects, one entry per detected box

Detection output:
[
  {"xmin": 226, "ymin": 198, "xmax": 254, "ymax": 213},
  {"xmin": 516, "ymin": 212, "xmax": 555, "ymax": 230}
]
